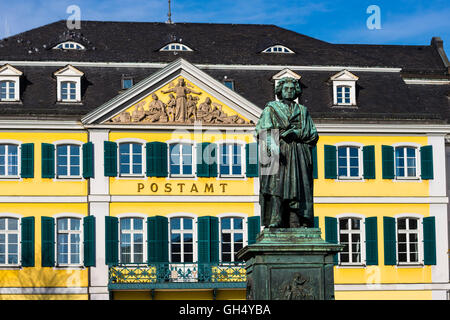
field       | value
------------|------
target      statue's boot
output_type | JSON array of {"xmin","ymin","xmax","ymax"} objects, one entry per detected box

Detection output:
[{"xmin": 289, "ymin": 211, "xmax": 301, "ymax": 228}]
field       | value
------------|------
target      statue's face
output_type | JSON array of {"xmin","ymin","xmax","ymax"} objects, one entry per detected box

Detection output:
[{"xmin": 281, "ymin": 82, "xmax": 296, "ymax": 100}]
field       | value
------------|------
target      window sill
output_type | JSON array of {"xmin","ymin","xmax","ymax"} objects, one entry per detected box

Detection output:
[
  {"xmin": 331, "ymin": 104, "xmax": 358, "ymax": 109},
  {"xmin": 0, "ymin": 100, "xmax": 22, "ymax": 104},
  {"xmin": 0, "ymin": 176, "xmax": 21, "ymax": 180},
  {"xmin": 117, "ymin": 175, "xmax": 146, "ymax": 179},
  {"xmin": 396, "ymin": 263, "xmax": 424, "ymax": 268},
  {"xmin": 55, "ymin": 176, "xmax": 83, "ymax": 180},
  {"xmin": 169, "ymin": 175, "xmax": 197, "ymax": 180},
  {"xmin": 218, "ymin": 175, "xmax": 246, "ymax": 180},
  {"xmin": 54, "ymin": 265, "xmax": 85, "ymax": 269},
  {"xmin": 0, "ymin": 265, "xmax": 22, "ymax": 269},
  {"xmin": 337, "ymin": 264, "xmax": 366, "ymax": 268},
  {"xmin": 337, "ymin": 176, "xmax": 363, "ymax": 181},
  {"xmin": 394, "ymin": 177, "xmax": 421, "ymax": 181}
]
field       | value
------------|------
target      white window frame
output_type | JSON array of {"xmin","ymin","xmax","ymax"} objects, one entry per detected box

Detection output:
[
  {"xmin": 0, "ymin": 214, "xmax": 22, "ymax": 267},
  {"xmin": 0, "ymin": 64, "xmax": 22, "ymax": 102},
  {"xmin": 0, "ymin": 142, "xmax": 20, "ymax": 179},
  {"xmin": 393, "ymin": 144, "xmax": 421, "ymax": 180},
  {"xmin": 160, "ymin": 43, "xmax": 193, "ymax": 52},
  {"xmin": 335, "ymin": 142, "xmax": 363, "ymax": 180},
  {"xmin": 168, "ymin": 213, "xmax": 197, "ymax": 263},
  {"xmin": 118, "ymin": 213, "xmax": 147, "ymax": 264},
  {"xmin": 262, "ymin": 45, "xmax": 295, "ymax": 54},
  {"xmin": 395, "ymin": 213, "xmax": 424, "ymax": 266},
  {"xmin": 168, "ymin": 141, "xmax": 195, "ymax": 178},
  {"xmin": 55, "ymin": 142, "xmax": 82, "ymax": 179},
  {"xmin": 336, "ymin": 214, "xmax": 366, "ymax": 266},
  {"xmin": 0, "ymin": 80, "xmax": 17, "ymax": 101},
  {"xmin": 53, "ymin": 41, "xmax": 85, "ymax": 50},
  {"xmin": 116, "ymin": 138, "xmax": 146, "ymax": 178},
  {"xmin": 331, "ymin": 70, "xmax": 358, "ymax": 107},
  {"xmin": 60, "ymin": 81, "xmax": 77, "ymax": 102},
  {"xmin": 217, "ymin": 141, "xmax": 245, "ymax": 178},
  {"xmin": 218, "ymin": 213, "xmax": 247, "ymax": 262},
  {"xmin": 54, "ymin": 65, "xmax": 83, "ymax": 103},
  {"xmin": 54, "ymin": 213, "xmax": 84, "ymax": 267}
]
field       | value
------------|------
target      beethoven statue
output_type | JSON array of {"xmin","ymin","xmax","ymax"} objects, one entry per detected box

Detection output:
[{"xmin": 255, "ymin": 77, "xmax": 318, "ymax": 228}]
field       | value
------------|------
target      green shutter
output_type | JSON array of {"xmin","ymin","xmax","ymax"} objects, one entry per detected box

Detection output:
[
  {"xmin": 423, "ymin": 217, "xmax": 436, "ymax": 265},
  {"xmin": 197, "ymin": 216, "xmax": 220, "ymax": 264},
  {"xmin": 247, "ymin": 216, "xmax": 261, "ymax": 245},
  {"xmin": 246, "ymin": 143, "xmax": 259, "ymax": 177},
  {"xmin": 312, "ymin": 145, "xmax": 318, "ymax": 179},
  {"xmin": 383, "ymin": 217, "xmax": 396, "ymax": 265},
  {"xmin": 382, "ymin": 145, "xmax": 394, "ymax": 179},
  {"xmin": 147, "ymin": 216, "xmax": 168, "ymax": 263},
  {"xmin": 41, "ymin": 143, "xmax": 55, "ymax": 179},
  {"xmin": 21, "ymin": 217, "xmax": 35, "ymax": 267},
  {"xmin": 104, "ymin": 141, "xmax": 117, "ymax": 177},
  {"xmin": 105, "ymin": 216, "xmax": 118, "ymax": 265},
  {"xmin": 325, "ymin": 217, "xmax": 338, "ymax": 265},
  {"xmin": 41, "ymin": 216, "xmax": 55, "ymax": 267},
  {"xmin": 197, "ymin": 142, "xmax": 217, "ymax": 177},
  {"xmin": 198, "ymin": 216, "xmax": 212, "ymax": 263},
  {"xmin": 363, "ymin": 145, "xmax": 376, "ymax": 179},
  {"xmin": 82, "ymin": 142, "xmax": 94, "ymax": 179},
  {"xmin": 83, "ymin": 216, "xmax": 96, "ymax": 267},
  {"xmin": 365, "ymin": 217, "xmax": 378, "ymax": 265},
  {"xmin": 324, "ymin": 145, "xmax": 337, "ymax": 179},
  {"xmin": 146, "ymin": 142, "xmax": 168, "ymax": 177},
  {"xmin": 20, "ymin": 143, "xmax": 34, "ymax": 178},
  {"xmin": 210, "ymin": 217, "xmax": 219, "ymax": 263},
  {"xmin": 313, "ymin": 216, "xmax": 319, "ymax": 228},
  {"xmin": 420, "ymin": 145, "xmax": 434, "ymax": 180}
]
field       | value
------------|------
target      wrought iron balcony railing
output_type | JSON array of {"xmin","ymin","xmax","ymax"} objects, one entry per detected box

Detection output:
[{"xmin": 108, "ymin": 262, "xmax": 246, "ymax": 290}]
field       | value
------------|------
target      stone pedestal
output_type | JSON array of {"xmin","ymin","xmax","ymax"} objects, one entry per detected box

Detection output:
[{"xmin": 236, "ymin": 228, "xmax": 343, "ymax": 300}]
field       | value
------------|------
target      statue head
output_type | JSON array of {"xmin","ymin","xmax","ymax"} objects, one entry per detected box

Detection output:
[
  {"xmin": 152, "ymin": 93, "xmax": 158, "ymax": 100},
  {"xmin": 275, "ymin": 77, "xmax": 301, "ymax": 101}
]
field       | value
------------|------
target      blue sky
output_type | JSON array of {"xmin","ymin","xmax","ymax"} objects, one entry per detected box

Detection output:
[{"xmin": 1, "ymin": 0, "xmax": 449, "ymax": 55}]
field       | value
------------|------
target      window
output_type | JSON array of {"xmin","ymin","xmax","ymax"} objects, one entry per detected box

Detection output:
[
  {"xmin": 223, "ymin": 80, "xmax": 234, "ymax": 90},
  {"xmin": 0, "ymin": 144, "xmax": 19, "ymax": 177},
  {"xmin": 170, "ymin": 217, "xmax": 194, "ymax": 263},
  {"xmin": 219, "ymin": 143, "xmax": 243, "ymax": 176},
  {"xmin": 330, "ymin": 70, "xmax": 358, "ymax": 106},
  {"xmin": 122, "ymin": 78, "xmax": 133, "ymax": 90},
  {"xmin": 339, "ymin": 217, "xmax": 362, "ymax": 264},
  {"xmin": 56, "ymin": 144, "xmax": 81, "ymax": 178},
  {"xmin": 262, "ymin": 45, "xmax": 294, "ymax": 54},
  {"xmin": 395, "ymin": 146, "xmax": 417, "ymax": 178},
  {"xmin": 0, "ymin": 217, "xmax": 19, "ymax": 265},
  {"xmin": 61, "ymin": 81, "xmax": 77, "ymax": 102},
  {"xmin": 397, "ymin": 217, "xmax": 420, "ymax": 264},
  {"xmin": 120, "ymin": 217, "xmax": 144, "ymax": 263},
  {"xmin": 53, "ymin": 41, "xmax": 85, "ymax": 50},
  {"xmin": 169, "ymin": 143, "xmax": 193, "ymax": 176},
  {"xmin": 337, "ymin": 146, "xmax": 360, "ymax": 178},
  {"xmin": 0, "ymin": 80, "xmax": 16, "ymax": 101},
  {"xmin": 221, "ymin": 217, "xmax": 244, "ymax": 262},
  {"xmin": 336, "ymin": 86, "xmax": 351, "ymax": 104},
  {"xmin": 119, "ymin": 142, "xmax": 143, "ymax": 176},
  {"xmin": 56, "ymin": 217, "xmax": 81, "ymax": 265},
  {"xmin": 160, "ymin": 43, "xmax": 193, "ymax": 52}
]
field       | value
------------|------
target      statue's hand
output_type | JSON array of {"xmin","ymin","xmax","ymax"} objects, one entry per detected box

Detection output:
[{"xmin": 281, "ymin": 127, "xmax": 301, "ymax": 141}]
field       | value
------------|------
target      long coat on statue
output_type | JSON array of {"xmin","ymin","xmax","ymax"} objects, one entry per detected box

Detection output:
[{"xmin": 255, "ymin": 100, "xmax": 318, "ymax": 227}]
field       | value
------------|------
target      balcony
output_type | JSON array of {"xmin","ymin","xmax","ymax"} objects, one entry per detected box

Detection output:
[{"xmin": 108, "ymin": 262, "xmax": 246, "ymax": 290}]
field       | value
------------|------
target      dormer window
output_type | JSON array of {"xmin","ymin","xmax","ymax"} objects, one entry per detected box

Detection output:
[
  {"xmin": 263, "ymin": 45, "xmax": 294, "ymax": 54},
  {"xmin": 53, "ymin": 41, "xmax": 85, "ymax": 50},
  {"xmin": 53, "ymin": 65, "xmax": 84, "ymax": 103},
  {"xmin": 0, "ymin": 64, "xmax": 22, "ymax": 102},
  {"xmin": 160, "ymin": 43, "xmax": 193, "ymax": 52},
  {"xmin": 330, "ymin": 70, "xmax": 358, "ymax": 107},
  {"xmin": 122, "ymin": 77, "xmax": 133, "ymax": 90}
]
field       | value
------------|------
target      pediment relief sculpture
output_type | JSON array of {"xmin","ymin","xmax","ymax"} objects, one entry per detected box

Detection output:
[{"xmin": 109, "ymin": 78, "xmax": 251, "ymax": 125}]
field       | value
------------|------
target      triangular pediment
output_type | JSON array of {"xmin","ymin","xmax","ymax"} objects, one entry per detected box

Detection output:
[
  {"xmin": 82, "ymin": 58, "xmax": 260, "ymax": 126},
  {"xmin": 330, "ymin": 69, "xmax": 359, "ymax": 81},
  {"xmin": 0, "ymin": 64, "xmax": 23, "ymax": 76},
  {"xmin": 272, "ymin": 68, "xmax": 301, "ymax": 80},
  {"xmin": 53, "ymin": 64, "xmax": 84, "ymax": 77}
]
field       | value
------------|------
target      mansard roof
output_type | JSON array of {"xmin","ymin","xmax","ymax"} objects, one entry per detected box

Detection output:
[{"xmin": 0, "ymin": 20, "xmax": 448, "ymax": 124}]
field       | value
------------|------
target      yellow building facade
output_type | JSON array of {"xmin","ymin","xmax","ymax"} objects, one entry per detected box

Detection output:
[{"xmin": 0, "ymin": 21, "xmax": 449, "ymax": 300}]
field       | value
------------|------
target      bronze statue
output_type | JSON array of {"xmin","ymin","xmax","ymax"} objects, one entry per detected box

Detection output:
[{"xmin": 255, "ymin": 77, "xmax": 318, "ymax": 228}]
